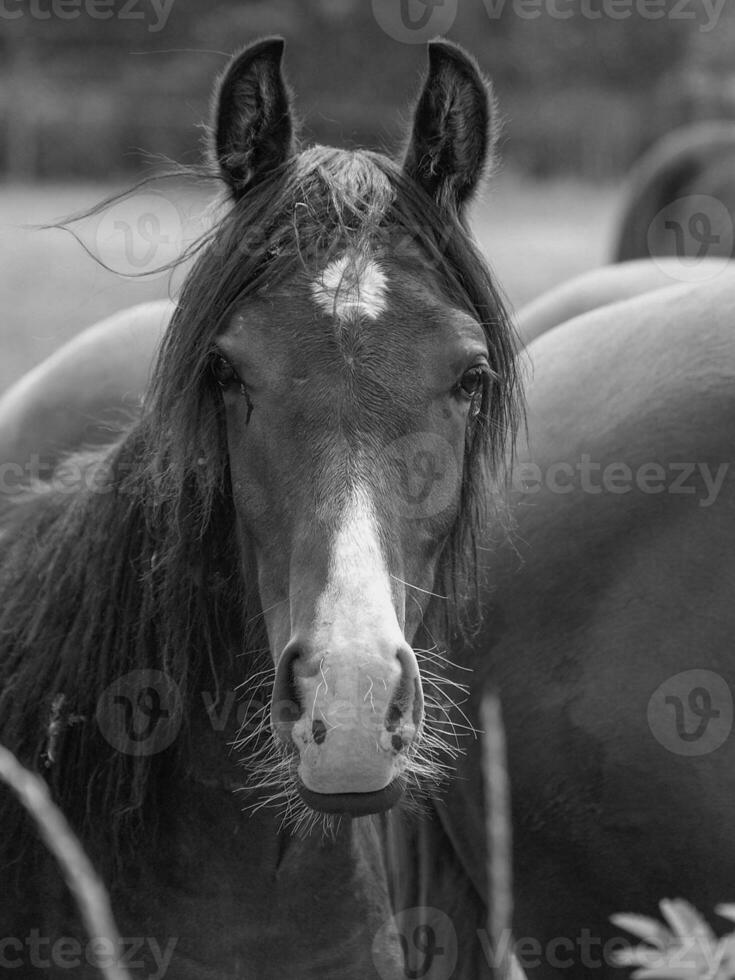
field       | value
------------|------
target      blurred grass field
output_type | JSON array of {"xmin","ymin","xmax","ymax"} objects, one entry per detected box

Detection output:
[{"xmin": 0, "ymin": 177, "xmax": 622, "ymax": 396}]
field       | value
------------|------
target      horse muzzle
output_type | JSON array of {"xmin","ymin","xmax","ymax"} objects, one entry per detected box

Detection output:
[{"xmin": 271, "ymin": 640, "xmax": 424, "ymax": 814}]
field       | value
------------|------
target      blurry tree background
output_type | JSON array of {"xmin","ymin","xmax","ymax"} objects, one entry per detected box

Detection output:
[{"xmin": 0, "ymin": 0, "xmax": 732, "ymax": 180}]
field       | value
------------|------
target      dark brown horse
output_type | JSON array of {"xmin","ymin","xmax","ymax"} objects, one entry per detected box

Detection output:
[
  {"xmin": 8, "ymin": 38, "xmax": 735, "ymax": 980},
  {"xmin": 0, "ymin": 38, "xmax": 521, "ymax": 979},
  {"xmin": 12, "ymin": 265, "xmax": 735, "ymax": 980}
]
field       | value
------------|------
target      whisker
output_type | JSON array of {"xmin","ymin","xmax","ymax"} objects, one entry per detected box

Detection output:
[
  {"xmin": 390, "ymin": 575, "xmax": 448, "ymax": 601},
  {"xmin": 243, "ymin": 595, "xmax": 290, "ymax": 629},
  {"xmin": 414, "ymin": 646, "xmax": 474, "ymax": 673}
]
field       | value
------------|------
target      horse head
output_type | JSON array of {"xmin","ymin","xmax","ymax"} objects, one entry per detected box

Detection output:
[{"xmin": 146, "ymin": 37, "xmax": 519, "ymax": 818}]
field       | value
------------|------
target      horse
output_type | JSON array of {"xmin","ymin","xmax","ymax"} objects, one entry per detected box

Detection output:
[
  {"xmin": 613, "ymin": 121, "xmax": 735, "ymax": 263},
  {"xmin": 10, "ymin": 262, "xmax": 735, "ymax": 980},
  {"xmin": 7, "ymin": 42, "xmax": 735, "ymax": 980},
  {"xmin": 0, "ymin": 38, "xmax": 522, "ymax": 979}
]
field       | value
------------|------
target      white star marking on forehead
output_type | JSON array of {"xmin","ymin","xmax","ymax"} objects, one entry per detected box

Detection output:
[{"xmin": 311, "ymin": 253, "xmax": 388, "ymax": 324}]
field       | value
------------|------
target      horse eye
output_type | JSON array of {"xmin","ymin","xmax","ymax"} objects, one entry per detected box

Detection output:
[
  {"xmin": 211, "ymin": 354, "xmax": 238, "ymax": 389},
  {"xmin": 211, "ymin": 352, "xmax": 254, "ymax": 424},
  {"xmin": 458, "ymin": 367, "xmax": 485, "ymax": 399}
]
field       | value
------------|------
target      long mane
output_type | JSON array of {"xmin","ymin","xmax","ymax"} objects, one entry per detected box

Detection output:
[{"xmin": 0, "ymin": 146, "xmax": 521, "ymax": 857}]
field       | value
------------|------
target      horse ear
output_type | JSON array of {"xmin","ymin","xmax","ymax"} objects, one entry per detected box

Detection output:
[
  {"xmin": 212, "ymin": 37, "xmax": 294, "ymax": 199},
  {"xmin": 403, "ymin": 40, "xmax": 496, "ymax": 214}
]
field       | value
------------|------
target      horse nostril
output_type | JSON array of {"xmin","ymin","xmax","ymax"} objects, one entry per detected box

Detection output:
[
  {"xmin": 312, "ymin": 719, "xmax": 327, "ymax": 744},
  {"xmin": 271, "ymin": 642, "xmax": 302, "ymax": 742},
  {"xmin": 386, "ymin": 702, "xmax": 402, "ymax": 731},
  {"xmin": 385, "ymin": 643, "xmax": 424, "ymax": 735}
]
